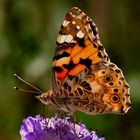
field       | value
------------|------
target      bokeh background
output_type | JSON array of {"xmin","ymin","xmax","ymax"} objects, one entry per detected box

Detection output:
[{"xmin": 0, "ymin": 0, "xmax": 140, "ymax": 139}]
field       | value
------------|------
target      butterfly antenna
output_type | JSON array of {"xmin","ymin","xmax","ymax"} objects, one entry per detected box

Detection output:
[
  {"xmin": 14, "ymin": 73, "xmax": 42, "ymax": 93},
  {"xmin": 14, "ymin": 86, "xmax": 41, "ymax": 94}
]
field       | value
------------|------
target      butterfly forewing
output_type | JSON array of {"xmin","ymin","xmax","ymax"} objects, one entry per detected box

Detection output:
[{"xmin": 53, "ymin": 7, "xmax": 109, "ymax": 89}]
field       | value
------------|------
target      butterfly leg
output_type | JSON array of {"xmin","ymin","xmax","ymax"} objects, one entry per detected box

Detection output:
[
  {"xmin": 47, "ymin": 104, "xmax": 51, "ymax": 118},
  {"xmin": 55, "ymin": 109, "xmax": 63, "ymax": 118},
  {"xmin": 68, "ymin": 112, "xmax": 80, "ymax": 138}
]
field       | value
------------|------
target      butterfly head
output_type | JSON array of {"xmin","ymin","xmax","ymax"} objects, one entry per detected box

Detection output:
[{"xmin": 92, "ymin": 62, "xmax": 131, "ymax": 114}]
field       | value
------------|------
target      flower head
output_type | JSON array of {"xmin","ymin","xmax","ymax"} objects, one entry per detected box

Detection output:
[{"xmin": 20, "ymin": 115, "xmax": 105, "ymax": 140}]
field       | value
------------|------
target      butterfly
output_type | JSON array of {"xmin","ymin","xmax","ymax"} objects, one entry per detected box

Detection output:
[{"xmin": 37, "ymin": 7, "xmax": 131, "ymax": 115}]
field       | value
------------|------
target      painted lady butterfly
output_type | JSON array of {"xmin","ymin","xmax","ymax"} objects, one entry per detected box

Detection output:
[{"xmin": 37, "ymin": 7, "xmax": 131, "ymax": 114}]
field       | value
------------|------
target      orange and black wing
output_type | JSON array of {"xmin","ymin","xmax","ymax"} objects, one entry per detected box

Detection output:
[{"xmin": 52, "ymin": 7, "xmax": 109, "ymax": 94}]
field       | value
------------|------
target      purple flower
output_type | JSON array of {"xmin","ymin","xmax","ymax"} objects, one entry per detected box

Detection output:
[{"xmin": 20, "ymin": 115, "xmax": 105, "ymax": 140}]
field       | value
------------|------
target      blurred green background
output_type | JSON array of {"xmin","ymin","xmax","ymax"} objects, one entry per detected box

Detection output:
[{"xmin": 0, "ymin": 0, "xmax": 140, "ymax": 139}]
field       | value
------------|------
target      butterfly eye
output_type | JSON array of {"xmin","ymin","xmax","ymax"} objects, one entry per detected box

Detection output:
[
  {"xmin": 110, "ymin": 94, "xmax": 120, "ymax": 103},
  {"xmin": 103, "ymin": 75, "xmax": 113, "ymax": 83}
]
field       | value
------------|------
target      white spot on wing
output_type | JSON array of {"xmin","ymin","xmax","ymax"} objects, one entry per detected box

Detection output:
[
  {"xmin": 88, "ymin": 32, "xmax": 95, "ymax": 41},
  {"xmin": 70, "ymin": 11, "xmax": 83, "ymax": 19},
  {"xmin": 72, "ymin": 21, "xmax": 76, "ymax": 24},
  {"xmin": 76, "ymin": 25, "xmax": 80, "ymax": 30},
  {"xmin": 57, "ymin": 35, "xmax": 61, "ymax": 42},
  {"xmin": 57, "ymin": 34, "xmax": 75, "ymax": 44},
  {"xmin": 85, "ymin": 25, "xmax": 90, "ymax": 32},
  {"xmin": 65, "ymin": 34, "xmax": 73, "ymax": 43},
  {"xmin": 62, "ymin": 20, "xmax": 70, "ymax": 27},
  {"xmin": 76, "ymin": 31, "xmax": 84, "ymax": 38},
  {"xmin": 77, "ymin": 14, "xmax": 83, "ymax": 19},
  {"xmin": 58, "ymin": 35, "xmax": 67, "ymax": 43},
  {"xmin": 71, "ymin": 40, "xmax": 77, "ymax": 43},
  {"xmin": 97, "ymin": 40, "xmax": 102, "ymax": 46}
]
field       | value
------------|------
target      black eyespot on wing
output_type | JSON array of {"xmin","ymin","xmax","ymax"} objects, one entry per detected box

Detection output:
[
  {"xmin": 113, "ymin": 96, "xmax": 118, "ymax": 102},
  {"xmin": 109, "ymin": 82, "xmax": 113, "ymax": 86},
  {"xmin": 113, "ymin": 88, "xmax": 119, "ymax": 92},
  {"xmin": 104, "ymin": 75, "xmax": 113, "ymax": 83},
  {"xmin": 123, "ymin": 97, "xmax": 125, "ymax": 102},
  {"xmin": 110, "ymin": 94, "xmax": 120, "ymax": 103},
  {"xmin": 102, "ymin": 71, "xmax": 105, "ymax": 74}
]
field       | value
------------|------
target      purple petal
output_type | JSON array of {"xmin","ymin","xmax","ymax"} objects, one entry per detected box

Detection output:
[{"xmin": 20, "ymin": 114, "xmax": 105, "ymax": 140}]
